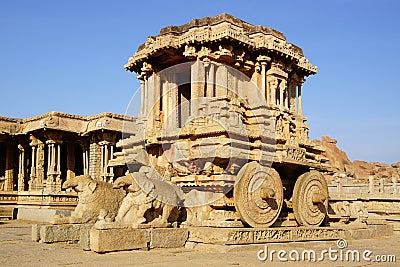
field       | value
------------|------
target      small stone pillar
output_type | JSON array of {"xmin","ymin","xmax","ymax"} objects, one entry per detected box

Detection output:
[
  {"xmin": 206, "ymin": 63, "xmax": 215, "ymax": 98},
  {"xmin": 29, "ymin": 145, "xmax": 36, "ymax": 189},
  {"xmin": 288, "ymin": 82, "xmax": 297, "ymax": 112},
  {"xmin": 336, "ymin": 176, "xmax": 343, "ymax": 194},
  {"xmin": 81, "ymin": 142, "xmax": 89, "ymax": 176},
  {"xmin": 297, "ymin": 84, "xmax": 303, "ymax": 115},
  {"xmin": 279, "ymin": 80, "xmax": 284, "ymax": 109},
  {"xmin": 46, "ymin": 138, "xmax": 62, "ymax": 192},
  {"xmin": 392, "ymin": 176, "xmax": 397, "ymax": 194},
  {"xmin": 379, "ymin": 178, "xmax": 385, "ymax": 193},
  {"xmin": 139, "ymin": 78, "xmax": 145, "ymax": 116},
  {"xmin": 4, "ymin": 142, "xmax": 14, "ymax": 191},
  {"xmin": 140, "ymin": 62, "xmax": 153, "ymax": 117},
  {"xmin": 216, "ymin": 63, "xmax": 228, "ymax": 97},
  {"xmin": 28, "ymin": 135, "xmax": 45, "ymax": 191},
  {"xmin": 191, "ymin": 60, "xmax": 205, "ymax": 118},
  {"xmin": 89, "ymin": 135, "xmax": 101, "ymax": 179},
  {"xmin": 267, "ymin": 77, "xmax": 278, "ymax": 107},
  {"xmin": 66, "ymin": 142, "xmax": 75, "ymax": 181},
  {"xmin": 257, "ymin": 55, "xmax": 271, "ymax": 102},
  {"xmin": 368, "ymin": 176, "xmax": 374, "ymax": 194},
  {"xmin": 266, "ymin": 62, "xmax": 288, "ymax": 108},
  {"xmin": 98, "ymin": 133, "xmax": 116, "ymax": 183},
  {"xmin": 17, "ymin": 144, "xmax": 25, "ymax": 191}
]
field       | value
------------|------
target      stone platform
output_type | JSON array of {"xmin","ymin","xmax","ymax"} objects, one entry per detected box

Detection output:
[
  {"xmin": 187, "ymin": 224, "xmax": 393, "ymax": 245},
  {"xmin": 33, "ymin": 223, "xmax": 393, "ymax": 253}
]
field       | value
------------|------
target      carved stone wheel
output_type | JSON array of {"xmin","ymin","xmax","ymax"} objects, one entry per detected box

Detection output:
[
  {"xmin": 292, "ymin": 170, "xmax": 329, "ymax": 226},
  {"xmin": 234, "ymin": 161, "xmax": 283, "ymax": 227}
]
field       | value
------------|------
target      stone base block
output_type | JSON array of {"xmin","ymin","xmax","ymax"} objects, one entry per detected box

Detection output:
[
  {"xmin": 90, "ymin": 228, "xmax": 189, "ymax": 253},
  {"xmin": 150, "ymin": 228, "xmax": 188, "ymax": 248},
  {"xmin": 31, "ymin": 224, "xmax": 41, "ymax": 242},
  {"xmin": 79, "ymin": 226, "xmax": 93, "ymax": 250},
  {"xmin": 90, "ymin": 228, "xmax": 150, "ymax": 253},
  {"xmin": 32, "ymin": 223, "xmax": 92, "ymax": 243}
]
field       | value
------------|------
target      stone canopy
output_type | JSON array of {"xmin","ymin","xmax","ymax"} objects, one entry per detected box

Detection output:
[{"xmin": 124, "ymin": 13, "xmax": 317, "ymax": 76}]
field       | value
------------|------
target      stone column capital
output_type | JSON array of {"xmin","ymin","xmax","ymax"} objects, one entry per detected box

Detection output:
[
  {"xmin": 18, "ymin": 144, "xmax": 25, "ymax": 152},
  {"xmin": 257, "ymin": 55, "xmax": 271, "ymax": 64},
  {"xmin": 98, "ymin": 140, "xmax": 112, "ymax": 146}
]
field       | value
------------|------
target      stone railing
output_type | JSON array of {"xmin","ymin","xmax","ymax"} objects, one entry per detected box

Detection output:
[
  {"xmin": 0, "ymin": 191, "xmax": 77, "ymax": 210},
  {"xmin": 328, "ymin": 177, "xmax": 399, "ymax": 201}
]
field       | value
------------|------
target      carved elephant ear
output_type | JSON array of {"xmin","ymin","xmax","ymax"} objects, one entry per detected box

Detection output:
[
  {"xmin": 88, "ymin": 180, "xmax": 98, "ymax": 193},
  {"xmin": 132, "ymin": 172, "xmax": 155, "ymax": 195},
  {"xmin": 141, "ymin": 180, "xmax": 155, "ymax": 195}
]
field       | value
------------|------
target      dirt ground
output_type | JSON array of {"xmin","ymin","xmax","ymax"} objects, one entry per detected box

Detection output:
[{"xmin": 0, "ymin": 220, "xmax": 399, "ymax": 267}]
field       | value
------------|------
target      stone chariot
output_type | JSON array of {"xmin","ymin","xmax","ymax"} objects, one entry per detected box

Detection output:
[{"xmin": 110, "ymin": 13, "xmax": 333, "ymax": 229}]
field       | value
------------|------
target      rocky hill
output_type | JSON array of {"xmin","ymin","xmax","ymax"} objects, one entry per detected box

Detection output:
[{"xmin": 314, "ymin": 136, "xmax": 400, "ymax": 183}]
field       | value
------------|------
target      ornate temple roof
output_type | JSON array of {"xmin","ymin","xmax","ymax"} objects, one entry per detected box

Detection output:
[
  {"xmin": 0, "ymin": 112, "xmax": 136, "ymax": 136},
  {"xmin": 124, "ymin": 13, "xmax": 317, "ymax": 75}
]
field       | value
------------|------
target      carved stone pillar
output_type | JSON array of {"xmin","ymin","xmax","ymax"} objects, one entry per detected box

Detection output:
[
  {"xmin": 297, "ymin": 84, "xmax": 303, "ymax": 115},
  {"xmin": 160, "ymin": 78, "xmax": 168, "ymax": 125},
  {"xmin": 80, "ymin": 142, "xmax": 89, "ymax": 175},
  {"xmin": 167, "ymin": 74, "xmax": 177, "ymax": 130},
  {"xmin": 89, "ymin": 135, "xmax": 101, "ymax": 179},
  {"xmin": 190, "ymin": 61, "xmax": 205, "ymax": 118},
  {"xmin": 392, "ymin": 177, "xmax": 397, "ymax": 195},
  {"xmin": 46, "ymin": 138, "xmax": 62, "ymax": 192},
  {"xmin": 279, "ymin": 80, "xmax": 286, "ymax": 109},
  {"xmin": 206, "ymin": 63, "xmax": 215, "ymax": 98},
  {"xmin": 215, "ymin": 64, "xmax": 228, "ymax": 97},
  {"xmin": 98, "ymin": 133, "xmax": 116, "ymax": 183},
  {"xmin": 29, "ymin": 145, "xmax": 36, "ymax": 190},
  {"xmin": 288, "ymin": 79, "xmax": 297, "ymax": 112},
  {"xmin": 66, "ymin": 142, "xmax": 75, "ymax": 181},
  {"xmin": 257, "ymin": 55, "xmax": 271, "ymax": 102},
  {"xmin": 368, "ymin": 176, "xmax": 374, "ymax": 194},
  {"xmin": 140, "ymin": 62, "xmax": 153, "ymax": 117},
  {"xmin": 36, "ymin": 142, "xmax": 45, "ymax": 189},
  {"xmin": 267, "ymin": 62, "xmax": 289, "ymax": 109},
  {"xmin": 4, "ymin": 142, "xmax": 14, "ymax": 191},
  {"xmin": 261, "ymin": 62, "xmax": 267, "ymax": 100},
  {"xmin": 144, "ymin": 77, "xmax": 149, "ymax": 116},
  {"xmin": 28, "ymin": 135, "xmax": 45, "ymax": 191},
  {"xmin": 268, "ymin": 77, "xmax": 278, "ymax": 107},
  {"xmin": 17, "ymin": 144, "xmax": 25, "ymax": 191},
  {"xmin": 83, "ymin": 149, "xmax": 88, "ymax": 175},
  {"xmin": 139, "ymin": 78, "xmax": 145, "ymax": 115}
]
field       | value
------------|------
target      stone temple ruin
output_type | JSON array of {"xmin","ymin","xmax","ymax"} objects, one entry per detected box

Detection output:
[{"xmin": 1, "ymin": 14, "xmax": 398, "ymax": 252}]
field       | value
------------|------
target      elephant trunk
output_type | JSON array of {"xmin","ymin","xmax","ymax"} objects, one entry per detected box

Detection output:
[
  {"xmin": 113, "ymin": 175, "xmax": 133, "ymax": 189},
  {"xmin": 62, "ymin": 177, "xmax": 77, "ymax": 189}
]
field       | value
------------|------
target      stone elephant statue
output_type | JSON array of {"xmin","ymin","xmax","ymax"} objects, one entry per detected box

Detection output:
[
  {"xmin": 113, "ymin": 172, "xmax": 184, "ymax": 227},
  {"xmin": 51, "ymin": 175, "xmax": 125, "ymax": 224}
]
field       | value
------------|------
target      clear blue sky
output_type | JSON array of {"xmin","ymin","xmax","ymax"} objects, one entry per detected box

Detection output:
[{"xmin": 1, "ymin": 0, "xmax": 399, "ymax": 164}]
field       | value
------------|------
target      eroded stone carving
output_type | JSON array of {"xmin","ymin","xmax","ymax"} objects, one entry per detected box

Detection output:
[
  {"xmin": 112, "ymin": 172, "xmax": 184, "ymax": 227},
  {"xmin": 51, "ymin": 175, "xmax": 125, "ymax": 224}
]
